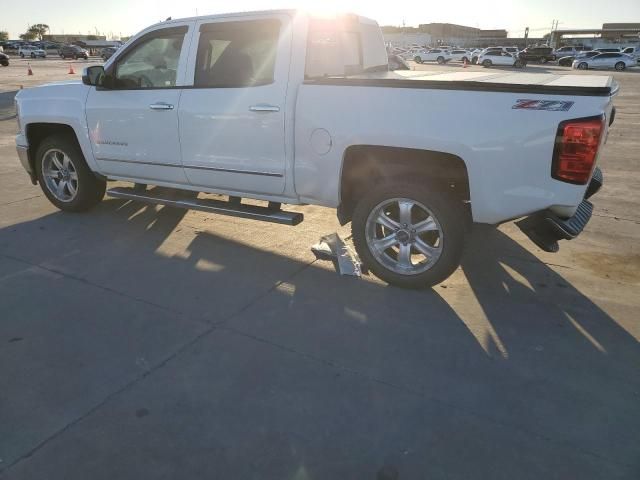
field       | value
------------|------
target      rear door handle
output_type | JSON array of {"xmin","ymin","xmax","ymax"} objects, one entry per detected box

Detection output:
[
  {"xmin": 149, "ymin": 102, "xmax": 174, "ymax": 111},
  {"xmin": 249, "ymin": 104, "xmax": 280, "ymax": 113}
]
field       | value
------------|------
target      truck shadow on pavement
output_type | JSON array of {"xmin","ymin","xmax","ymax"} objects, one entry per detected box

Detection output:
[{"xmin": 1, "ymin": 197, "xmax": 639, "ymax": 478}]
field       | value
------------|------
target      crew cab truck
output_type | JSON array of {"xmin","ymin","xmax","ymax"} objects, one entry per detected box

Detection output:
[{"xmin": 14, "ymin": 10, "xmax": 616, "ymax": 288}]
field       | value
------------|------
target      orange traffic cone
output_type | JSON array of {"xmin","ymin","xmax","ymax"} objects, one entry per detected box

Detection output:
[
  {"xmin": 68, "ymin": 64, "xmax": 75, "ymax": 74},
  {"xmin": 27, "ymin": 64, "xmax": 33, "ymax": 76}
]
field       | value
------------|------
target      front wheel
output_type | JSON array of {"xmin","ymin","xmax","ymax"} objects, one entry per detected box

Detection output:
[
  {"xmin": 437, "ymin": 56, "xmax": 445, "ymax": 64},
  {"xmin": 482, "ymin": 59, "xmax": 492, "ymax": 67},
  {"xmin": 414, "ymin": 56, "xmax": 423, "ymax": 64},
  {"xmin": 614, "ymin": 62, "xmax": 626, "ymax": 71},
  {"xmin": 35, "ymin": 134, "xmax": 106, "ymax": 212},
  {"xmin": 351, "ymin": 183, "xmax": 467, "ymax": 288},
  {"xmin": 578, "ymin": 62, "xmax": 588, "ymax": 70}
]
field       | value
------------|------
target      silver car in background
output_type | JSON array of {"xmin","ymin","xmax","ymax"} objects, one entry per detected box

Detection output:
[{"xmin": 573, "ymin": 52, "xmax": 636, "ymax": 71}]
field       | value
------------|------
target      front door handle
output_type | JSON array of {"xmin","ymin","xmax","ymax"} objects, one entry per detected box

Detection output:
[
  {"xmin": 249, "ymin": 104, "xmax": 280, "ymax": 113},
  {"xmin": 149, "ymin": 102, "xmax": 174, "ymax": 111}
]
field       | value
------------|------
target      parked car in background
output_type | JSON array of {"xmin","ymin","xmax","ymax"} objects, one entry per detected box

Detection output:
[
  {"xmin": 411, "ymin": 48, "xmax": 452, "ymax": 64},
  {"xmin": 595, "ymin": 48, "xmax": 621, "ymax": 53},
  {"xmin": 471, "ymin": 47, "xmax": 505, "ymax": 64},
  {"xmin": 101, "ymin": 47, "xmax": 119, "ymax": 61},
  {"xmin": 471, "ymin": 47, "xmax": 519, "ymax": 64},
  {"xmin": 18, "ymin": 45, "xmax": 47, "ymax": 58},
  {"xmin": 59, "ymin": 45, "xmax": 89, "ymax": 60},
  {"xmin": 621, "ymin": 47, "xmax": 639, "ymax": 62},
  {"xmin": 478, "ymin": 50, "xmax": 524, "ymax": 68},
  {"xmin": 0, "ymin": 52, "xmax": 9, "ymax": 67},
  {"xmin": 558, "ymin": 50, "xmax": 599, "ymax": 66},
  {"xmin": 553, "ymin": 45, "xmax": 591, "ymax": 57},
  {"xmin": 519, "ymin": 46, "xmax": 555, "ymax": 63},
  {"xmin": 573, "ymin": 52, "xmax": 635, "ymax": 70},
  {"xmin": 449, "ymin": 49, "xmax": 471, "ymax": 63}
]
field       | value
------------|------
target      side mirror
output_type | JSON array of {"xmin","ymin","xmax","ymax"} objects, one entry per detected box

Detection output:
[{"xmin": 82, "ymin": 65, "xmax": 105, "ymax": 87}]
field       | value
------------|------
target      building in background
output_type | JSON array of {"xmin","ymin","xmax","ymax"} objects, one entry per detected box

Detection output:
[{"xmin": 382, "ymin": 23, "xmax": 537, "ymax": 49}]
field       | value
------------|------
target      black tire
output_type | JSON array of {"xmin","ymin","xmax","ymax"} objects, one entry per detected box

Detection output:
[
  {"xmin": 614, "ymin": 62, "xmax": 626, "ymax": 71},
  {"xmin": 35, "ymin": 133, "xmax": 106, "ymax": 212},
  {"xmin": 414, "ymin": 56, "xmax": 422, "ymax": 64},
  {"xmin": 0, "ymin": 61, "xmax": 8, "ymax": 67},
  {"xmin": 472, "ymin": 57, "xmax": 478, "ymax": 64},
  {"xmin": 437, "ymin": 56, "xmax": 445, "ymax": 64},
  {"xmin": 20, "ymin": 53, "xmax": 25, "ymax": 58},
  {"xmin": 482, "ymin": 59, "xmax": 492, "ymax": 67},
  {"xmin": 351, "ymin": 182, "xmax": 467, "ymax": 289},
  {"xmin": 578, "ymin": 62, "xmax": 588, "ymax": 70}
]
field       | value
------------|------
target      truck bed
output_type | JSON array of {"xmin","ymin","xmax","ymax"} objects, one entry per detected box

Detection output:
[{"xmin": 304, "ymin": 70, "xmax": 618, "ymax": 97}]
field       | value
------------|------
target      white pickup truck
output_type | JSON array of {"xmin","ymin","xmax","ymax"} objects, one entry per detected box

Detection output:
[{"xmin": 14, "ymin": 10, "xmax": 616, "ymax": 288}]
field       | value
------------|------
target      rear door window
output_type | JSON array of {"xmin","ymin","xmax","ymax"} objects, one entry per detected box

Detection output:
[{"xmin": 194, "ymin": 20, "xmax": 280, "ymax": 88}]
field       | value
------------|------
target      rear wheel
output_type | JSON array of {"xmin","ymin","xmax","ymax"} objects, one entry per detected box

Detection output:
[
  {"xmin": 35, "ymin": 134, "xmax": 106, "ymax": 212},
  {"xmin": 352, "ymin": 183, "xmax": 467, "ymax": 288},
  {"xmin": 482, "ymin": 59, "xmax": 492, "ymax": 67},
  {"xmin": 437, "ymin": 56, "xmax": 445, "ymax": 64},
  {"xmin": 578, "ymin": 62, "xmax": 588, "ymax": 70},
  {"xmin": 615, "ymin": 61, "xmax": 626, "ymax": 71}
]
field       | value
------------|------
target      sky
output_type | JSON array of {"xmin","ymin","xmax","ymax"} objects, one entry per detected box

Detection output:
[{"xmin": 3, "ymin": 0, "xmax": 640, "ymax": 39}]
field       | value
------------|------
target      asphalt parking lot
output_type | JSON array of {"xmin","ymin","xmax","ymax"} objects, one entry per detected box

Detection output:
[{"xmin": 1, "ymin": 57, "xmax": 639, "ymax": 479}]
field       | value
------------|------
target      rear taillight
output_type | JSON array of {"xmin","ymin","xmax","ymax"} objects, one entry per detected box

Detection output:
[{"xmin": 552, "ymin": 115, "xmax": 604, "ymax": 185}]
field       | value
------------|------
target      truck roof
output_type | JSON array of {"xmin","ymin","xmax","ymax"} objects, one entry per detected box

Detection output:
[
  {"xmin": 305, "ymin": 70, "xmax": 618, "ymax": 97},
  {"xmin": 150, "ymin": 9, "xmax": 378, "ymax": 29}
]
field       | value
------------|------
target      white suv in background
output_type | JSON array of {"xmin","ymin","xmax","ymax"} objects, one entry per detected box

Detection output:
[
  {"xmin": 18, "ymin": 46, "xmax": 47, "ymax": 58},
  {"xmin": 448, "ymin": 49, "xmax": 472, "ymax": 62},
  {"xmin": 478, "ymin": 50, "xmax": 524, "ymax": 68},
  {"xmin": 412, "ymin": 48, "xmax": 452, "ymax": 64}
]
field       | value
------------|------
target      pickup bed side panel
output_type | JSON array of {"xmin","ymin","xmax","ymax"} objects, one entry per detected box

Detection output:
[
  {"xmin": 16, "ymin": 84, "xmax": 99, "ymax": 173},
  {"xmin": 294, "ymin": 84, "xmax": 612, "ymax": 224}
]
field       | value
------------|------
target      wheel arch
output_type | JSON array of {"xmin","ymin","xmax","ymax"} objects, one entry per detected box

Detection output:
[
  {"xmin": 25, "ymin": 123, "xmax": 84, "ymax": 181},
  {"xmin": 338, "ymin": 145, "xmax": 471, "ymax": 225}
]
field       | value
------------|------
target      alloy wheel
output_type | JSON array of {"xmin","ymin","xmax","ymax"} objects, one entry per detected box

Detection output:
[{"xmin": 365, "ymin": 198, "xmax": 443, "ymax": 275}]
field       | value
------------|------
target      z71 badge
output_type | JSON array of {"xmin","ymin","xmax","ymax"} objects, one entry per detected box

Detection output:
[{"xmin": 512, "ymin": 99, "xmax": 575, "ymax": 111}]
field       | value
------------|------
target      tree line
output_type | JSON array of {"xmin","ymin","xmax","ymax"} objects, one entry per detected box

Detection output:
[{"xmin": 0, "ymin": 24, "xmax": 50, "ymax": 42}]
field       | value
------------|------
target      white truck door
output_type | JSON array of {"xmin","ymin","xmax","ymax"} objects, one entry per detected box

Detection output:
[
  {"xmin": 178, "ymin": 14, "xmax": 291, "ymax": 195},
  {"xmin": 85, "ymin": 23, "xmax": 192, "ymax": 184}
]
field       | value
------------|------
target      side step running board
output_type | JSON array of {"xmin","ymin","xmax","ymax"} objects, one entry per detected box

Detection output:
[{"xmin": 106, "ymin": 187, "xmax": 303, "ymax": 226}]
